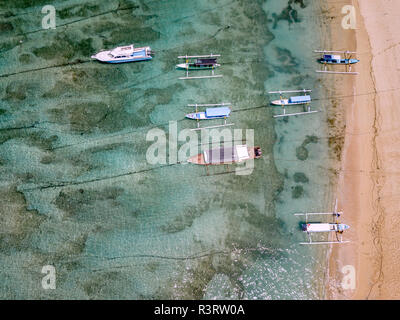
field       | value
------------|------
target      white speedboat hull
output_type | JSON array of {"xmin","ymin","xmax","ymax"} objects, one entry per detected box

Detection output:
[{"xmin": 91, "ymin": 45, "xmax": 153, "ymax": 63}]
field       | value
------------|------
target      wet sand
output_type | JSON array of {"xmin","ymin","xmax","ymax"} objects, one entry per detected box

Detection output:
[{"xmin": 326, "ymin": 0, "xmax": 400, "ymax": 299}]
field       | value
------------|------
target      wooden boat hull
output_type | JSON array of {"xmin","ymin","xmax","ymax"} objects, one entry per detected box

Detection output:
[
  {"xmin": 301, "ymin": 223, "xmax": 350, "ymax": 233},
  {"xmin": 185, "ymin": 112, "xmax": 228, "ymax": 120},
  {"xmin": 271, "ymin": 99, "xmax": 309, "ymax": 106},
  {"xmin": 318, "ymin": 59, "xmax": 359, "ymax": 65},
  {"xmin": 187, "ymin": 146, "xmax": 261, "ymax": 165},
  {"xmin": 176, "ymin": 63, "xmax": 220, "ymax": 70}
]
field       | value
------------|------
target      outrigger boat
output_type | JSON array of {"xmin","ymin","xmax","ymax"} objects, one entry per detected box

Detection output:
[
  {"xmin": 91, "ymin": 44, "xmax": 153, "ymax": 63},
  {"xmin": 294, "ymin": 199, "xmax": 350, "ymax": 245},
  {"xmin": 187, "ymin": 145, "xmax": 261, "ymax": 165},
  {"xmin": 268, "ymin": 89, "xmax": 318, "ymax": 118},
  {"xmin": 176, "ymin": 58, "xmax": 220, "ymax": 70},
  {"xmin": 186, "ymin": 103, "xmax": 234, "ymax": 131},
  {"xmin": 177, "ymin": 54, "xmax": 222, "ymax": 80},
  {"xmin": 314, "ymin": 50, "xmax": 359, "ymax": 74}
]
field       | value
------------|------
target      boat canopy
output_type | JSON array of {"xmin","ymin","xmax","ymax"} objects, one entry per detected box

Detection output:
[
  {"xmin": 205, "ymin": 107, "xmax": 231, "ymax": 117},
  {"xmin": 289, "ymin": 95, "xmax": 311, "ymax": 103},
  {"xmin": 111, "ymin": 45, "xmax": 134, "ymax": 56},
  {"xmin": 203, "ymin": 145, "xmax": 249, "ymax": 164},
  {"xmin": 236, "ymin": 145, "xmax": 250, "ymax": 161},
  {"xmin": 197, "ymin": 58, "xmax": 217, "ymax": 64},
  {"xmin": 324, "ymin": 54, "xmax": 341, "ymax": 60}
]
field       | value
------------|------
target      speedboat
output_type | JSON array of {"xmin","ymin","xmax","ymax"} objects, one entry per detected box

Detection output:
[{"xmin": 91, "ymin": 44, "xmax": 153, "ymax": 63}]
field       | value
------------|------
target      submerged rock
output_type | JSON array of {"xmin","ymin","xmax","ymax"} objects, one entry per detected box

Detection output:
[
  {"xmin": 293, "ymin": 172, "xmax": 309, "ymax": 183},
  {"xmin": 304, "ymin": 135, "xmax": 319, "ymax": 145},
  {"xmin": 18, "ymin": 53, "xmax": 33, "ymax": 64},
  {"xmin": 161, "ymin": 206, "xmax": 204, "ymax": 234},
  {"xmin": 0, "ymin": 22, "xmax": 13, "ymax": 32},
  {"xmin": 291, "ymin": 185, "xmax": 304, "ymax": 199},
  {"xmin": 4, "ymin": 83, "xmax": 27, "ymax": 101},
  {"xmin": 33, "ymin": 35, "xmax": 95, "ymax": 61},
  {"xmin": 296, "ymin": 135, "xmax": 319, "ymax": 160},
  {"xmin": 271, "ymin": 1, "xmax": 303, "ymax": 29},
  {"xmin": 296, "ymin": 146, "xmax": 308, "ymax": 160},
  {"xmin": 58, "ymin": 3, "xmax": 100, "ymax": 19}
]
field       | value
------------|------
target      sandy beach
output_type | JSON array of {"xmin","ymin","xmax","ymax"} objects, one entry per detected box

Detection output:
[{"xmin": 326, "ymin": 0, "xmax": 400, "ymax": 299}]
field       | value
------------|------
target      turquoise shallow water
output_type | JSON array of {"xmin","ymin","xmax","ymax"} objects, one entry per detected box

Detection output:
[{"xmin": 0, "ymin": 0, "xmax": 334, "ymax": 299}]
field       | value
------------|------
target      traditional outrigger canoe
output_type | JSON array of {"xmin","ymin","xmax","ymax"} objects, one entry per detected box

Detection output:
[
  {"xmin": 271, "ymin": 95, "xmax": 311, "ymax": 106},
  {"xmin": 176, "ymin": 58, "xmax": 220, "ymax": 70},
  {"xmin": 301, "ymin": 222, "xmax": 350, "ymax": 233},
  {"xmin": 294, "ymin": 199, "xmax": 350, "ymax": 245},
  {"xmin": 318, "ymin": 54, "xmax": 359, "ymax": 65},
  {"xmin": 91, "ymin": 44, "xmax": 153, "ymax": 63},
  {"xmin": 187, "ymin": 145, "xmax": 262, "ymax": 165},
  {"xmin": 185, "ymin": 103, "xmax": 234, "ymax": 131},
  {"xmin": 268, "ymin": 89, "xmax": 318, "ymax": 118},
  {"xmin": 314, "ymin": 50, "xmax": 359, "ymax": 74},
  {"xmin": 185, "ymin": 106, "xmax": 231, "ymax": 120},
  {"xmin": 177, "ymin": 54, "xmax": 222, "ymax": 80}
]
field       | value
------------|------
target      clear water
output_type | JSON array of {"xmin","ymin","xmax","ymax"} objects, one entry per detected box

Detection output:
[{"xmin": 0, "ymin": 0, "xmax": 333, "ymax": 299}]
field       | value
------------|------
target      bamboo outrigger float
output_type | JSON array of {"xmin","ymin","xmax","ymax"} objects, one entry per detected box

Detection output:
[
  {"xmin": 185, "ymin": 103, "xmax": 234, "ymax": 131},
  {"xmin": 268, "ymin": 89, "xmax": 318, "ymax": 118},
  {"xmin": 294, "ymin": 199, "xmax": 350, "ymax": 245},
  {"xmin": 177, "ymin": 54, "xmax": 222, "ymax": 80},
  {"xmin": 314, "ymin": 50, "xmax": 359, "ymax": 75}
]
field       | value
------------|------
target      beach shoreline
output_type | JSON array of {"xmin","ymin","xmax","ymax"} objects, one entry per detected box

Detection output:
[{"xmin": 326, "ymin": 0, "xmax": 400, "ymax": 299}]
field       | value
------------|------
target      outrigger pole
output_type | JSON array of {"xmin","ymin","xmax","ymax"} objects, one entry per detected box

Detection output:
[
  {"xmin": 299, "ymin": 240, "xmax": 350, "ymax": 245},
  {"xmin": 294, "ymin": 199, "xmax": 343, "ymax": 221},
  {"xmin": 294, "ymin": 211, "xmax": 343, "ymax": 219},
  {"xmin": 187, "ymin": 103, "xmax": 234, "ymax": 131},
  {"xmin": 314, "ymin": 50, "xmax": 357, "ymax": 54},
  {"xmin": 177, "ymin": 54, "xmax": 223, "ymax": 80},
  {"xmin": 268, "ymin": 89, "xmax": 318, "ymax": 118},
  {"xmin": 178, "ymin": 54, "xmax": 221, "ymax": 59}
]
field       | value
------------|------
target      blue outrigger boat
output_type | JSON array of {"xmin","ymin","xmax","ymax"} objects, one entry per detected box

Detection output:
[
  {"xmin": 318, "ymin": 54, "xmax": 359, "ymax": 65},
  {"xmin": 268, "ymin": 89, "xmax": 318, "ymax": 118},
  {"xmin": 186, "ymin": 106, "xmax": 231, "ymax": 120},
  {"xmin": 315, "ymin": 50, "xmax": 359, "ymax": 74},
  {"xmin": 185, "ymin": 103, "xmax": 234, "ymax": 131},
  {"xmin": 271, "ymin": 94, "xmax": 311, "ymax": 106}
]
